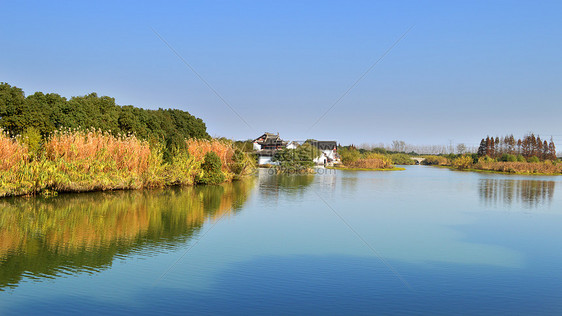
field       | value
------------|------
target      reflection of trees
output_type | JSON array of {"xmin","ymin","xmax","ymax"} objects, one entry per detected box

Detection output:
[
  {"xmin": 257, "ymin": 169, "xmax": 315, "ymax": 201},
  {"xmin": 479, "ymin": 179, "xmax": 555, "ymax": 208},
  {"xmin": 0, "ymin": 180, "xmax": 254, "ymax": 290}
]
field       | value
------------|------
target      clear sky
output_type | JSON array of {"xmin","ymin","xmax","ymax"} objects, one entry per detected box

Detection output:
[{"xmin": 1, "ymin": 0, "xmax": 561, "ymax": 147}]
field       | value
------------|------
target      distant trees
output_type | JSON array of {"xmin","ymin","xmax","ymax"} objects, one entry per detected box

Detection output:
[
  {"xmin": 477, "ymin": 134, "xmax": 557, "ymax": 161},
  {"xmin": 456, "ymin": 143, "xmax": 467, "ymax": 155},
  {"xmin": 0, "ymin": 82, "xmax": 209, "ymax": 159},
  {"xmin": 357, "ymin": 141, "xmax": 475, "ymax": 155}
]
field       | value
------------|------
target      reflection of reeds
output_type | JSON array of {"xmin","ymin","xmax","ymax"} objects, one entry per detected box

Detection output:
[
  {"xmin": 0, "ymin": 179, "xmax": 255, "ymax": 289},
  {"xmin": 479, "ymin": 179, "xmax": 555, "ymax": 208}
]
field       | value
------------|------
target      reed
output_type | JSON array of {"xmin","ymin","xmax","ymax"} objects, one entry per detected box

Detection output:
[
  {"xmin": 347, "ymin": 153, "xmax": 394, "ymax": 169},
  {"xmin": 0, "ymin": 130, "xmax": 28, "ymax": 171},
  {"xmin": 0, "ymin": 130, "xmax": 254, "ymax": 198},
  {"xmin": 474, "ymin": 161, "xmax": 562, "ymax": 175},
  {"xmin": 186, "ymin": 138, "xmax": 235, "ymax": 172},
  {"xmin": 45, "ymin": 129, "xmax": 152, "ymax": 174}
]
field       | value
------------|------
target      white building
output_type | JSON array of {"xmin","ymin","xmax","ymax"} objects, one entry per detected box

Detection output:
[
  {"xmin": 310, "ymin": 141, "xmax": 339, "ymax": 165},
  {"xmin": 253, "ymin": 132, "xmax": 287, "ymax": 165}
]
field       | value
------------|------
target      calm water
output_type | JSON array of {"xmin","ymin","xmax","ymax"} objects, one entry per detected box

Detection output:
[{"xmin": 1, "ymin": 166, "xmax": 562, "ymax": 315}]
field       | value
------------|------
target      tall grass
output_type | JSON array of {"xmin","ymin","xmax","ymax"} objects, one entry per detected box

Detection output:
[
  {"xmin": 474, "ymin": 161, "xmax": 562, "ymax": 174},
  {"xmin": 421, "ymin": 155, "xmax": 449, "ymax": 166},
  {"xmin": 0, "ymin": 130, "xmax": 255, "ymax": 197},
  {"xmin": 346, "ymin": 153, "xmax": 394, "ymax": 169},
  {"xmin": 187, "ymin": 139, "xmax": 234, "ymax": 171},
  {"xmin": 0, "ymin": 130, "xmax": 28, "ymax": 171},
  {"xmin": 46, "ymin": 129, "xmax": 152, "ymax": 174}
]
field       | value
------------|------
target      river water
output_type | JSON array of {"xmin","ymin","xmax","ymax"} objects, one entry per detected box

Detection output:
[{"xmin": 1, "ymin": 166, "xmax": 561, "ymax": 315}]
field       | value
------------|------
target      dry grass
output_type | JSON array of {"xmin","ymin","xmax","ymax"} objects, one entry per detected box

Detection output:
[
  {"xmin": 421, "ymin": 155, "xmax": 449, "ymax": 166},
  {"xmin": 474, "ymin": 161, "xmax": 562, "ymax": 174},
  {"xmin": 347, "ymin": 153, "xmax": 394, "ymax": 169},
  {"xmin": 186, "ymin": 138, "xmax": 235, "ymax": 170},
  {"xmin": 0, "ymin": 130, "xmax": 28, "ymax": 171},
  {"xmin": 46, "ymin": 129, "xmax": 152, "ymax": 174},
  {"xmin": 0, "ymin": 130, "xmax": 254, "ymax": 197}
]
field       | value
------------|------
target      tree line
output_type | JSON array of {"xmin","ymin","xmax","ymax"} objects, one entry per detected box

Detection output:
[
  {"xmin": 0, "ymin": 82, "xmax": 209, "ymax": 159},
  {"xmin": 355, "ymin": 141, "xmax": 476, "ymax": 155},
  {"xmin": 477, "ymin": 134, "xmax": 556, "ymax": 161}
]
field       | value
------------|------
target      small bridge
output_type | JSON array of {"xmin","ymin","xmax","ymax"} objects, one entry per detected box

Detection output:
[{"xmin": 411, "ymin": 157, "xmax": 425, "ymax": 165}]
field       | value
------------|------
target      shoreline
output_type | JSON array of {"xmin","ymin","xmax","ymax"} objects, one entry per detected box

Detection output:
[
  {"xmin": 327, "ymin": 166, "xmax": 406, "ymax": 171},
  {"xmin": 434, "ymin": 165, "xmax": 562, "ymax": 176}
]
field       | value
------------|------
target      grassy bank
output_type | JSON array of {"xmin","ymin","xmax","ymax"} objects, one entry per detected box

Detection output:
[
  {"xmin": 0, "ymin": 129, "xmax": 255, "ymax": 198},
  {"xmin": 328, "ymin": 166, "xmax": 406, "ymax": 171},
  {"xmin": 423, "ymin": 154, "xmax": 562, "ymax": 175}
]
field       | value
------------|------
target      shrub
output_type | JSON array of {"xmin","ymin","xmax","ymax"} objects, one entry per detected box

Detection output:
[
  {"xmin": 196, "ymin": 152, "xmax": 226, "ymax": 185},
  {"xmin": 390, "ymin": 153, "xmax": 415, "ymax": 165},
  {"xmin": 273, "ymin": 144, "xmax": 315, "ymax": 173},
  {"xmin": 527, "ymin": 156, "xmax": 540, "ymax": 163},
  {"xmin": 347, "ymin": 153, "xmax": 394, "ymax": 169},
  {"xmin": 499, "ymin": 154, "xmax": 517, "ymax": 162},
  {"xmin": 478, "ymin": 155, "xmax": 496, "ymax": 163},
  {"xmin": 452, "ymin": 155, "xmax": 473, "ymax": 169},
  {"xmin": 339, "ymin": 147, "xmax": 360, "ymax": 165},
  {"xmin": 421, "ymin": 156, "xmax": 449, "ymax": 166}
]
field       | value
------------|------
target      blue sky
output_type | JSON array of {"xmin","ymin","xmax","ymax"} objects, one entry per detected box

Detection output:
[{"xmin": 1, "ymin": 1, "xmax": 561, "ymax": 147}]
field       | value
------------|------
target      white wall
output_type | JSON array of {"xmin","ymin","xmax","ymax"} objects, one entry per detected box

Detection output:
[{"xmin": 258, "ymin": 156, "xmax": 278, "ymax": 165}]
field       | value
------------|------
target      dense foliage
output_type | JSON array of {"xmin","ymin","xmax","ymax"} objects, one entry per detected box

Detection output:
[
  {"xmin": 0, "ymin": 82, "xmax": 209, "ymax": 160},
  {"xmin": 272, "ymin": 144, "xmax": 315, "ymax": 173},
  {"xmin": 337, "ymin": 146, "xmax": 396, "ymax": 169},
  {"xmin": 389, "ymin": 153, "xmax": 416, "ymax": 165},
  {"xmin": 196, "ymin": 152, "xmax": 226, "ymax": 185},
  {"xmin": 421, "ymin": 156, "xmax": 449, "ymax": 166}
]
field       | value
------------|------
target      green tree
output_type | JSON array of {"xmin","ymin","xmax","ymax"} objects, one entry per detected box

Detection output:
[
  {"xmin": 196, "ymin": 152, "xmax": 225, "ymax": 184},
  {"xmin": 273, "ymin": 144, "xmax": 315, "ymax": 173}
]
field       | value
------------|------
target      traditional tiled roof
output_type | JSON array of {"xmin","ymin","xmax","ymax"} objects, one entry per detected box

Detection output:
[
  {"xmin": 311, "ymin": 141, "xmax": 337, "ymax": 151},
  {"xmin": 254, "ymin": 132, "xmax": 285, "ymax": 145}
]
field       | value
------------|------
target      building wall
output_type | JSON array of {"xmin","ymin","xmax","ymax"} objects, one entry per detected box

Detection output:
[
  {"xmin": 313, "ymin": 149, "xmax": 338, "ymax": 164},
  {"xmin": 258, "ymin": 156, "xmax": 278, "ymax": 165}
]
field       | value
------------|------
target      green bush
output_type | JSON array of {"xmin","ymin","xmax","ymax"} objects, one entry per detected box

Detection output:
[
  {"xmin": 196, "ymin": 152, "xmax": 225, "ymax": 185},
  {"xmin": 452, "ymin": 155, "xmax": 473, "ymax": 169},
  {"xmin": 390, "ymin": 153, "xmax": 415, "ymax": 165},
  {"xmin": 478, "ymin": 155, "xmax": 496, "ymax": 163},
  {"xmin": 339, "ymin": 147, "xmax": 360, "ymax": 165},
  {"xmin": 273, "ymin": 144, "xmax": 315, "ymax": 173},
  {"xmin": 499, "ymin": 154, "xmax": 518, "ymax": 162},
  {"xmin": 421, "ymin": 156, "xmax": 448, "ymax": 166},
  {"xmin": 527, "ymin": 156, "xmax": 540, "ymax": 163}
]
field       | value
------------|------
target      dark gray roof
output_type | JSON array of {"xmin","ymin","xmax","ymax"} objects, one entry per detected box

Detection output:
[
  {"xmin": 254, "ymin": 132, "xmax": 285, "ymax": 145},
  {"xmin": 311, "ymin": 141, "xmax": 337, "ymax": 150}
]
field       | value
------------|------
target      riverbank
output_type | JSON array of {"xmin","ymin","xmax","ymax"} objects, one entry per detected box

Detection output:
[
  {"xmin": 426, "ymin": 155, "xmax": 562, "ymax": 176},
  {"xmin": 437, "ymin": 165, "xmax": 562, "ymax": 176},
  {"xmin": 0, "ymin": 129, "xmax": 255, "ymax": 198},
  {"xmin": 328, "ymin": 166, "xmax": 406, "ymax": 171}
]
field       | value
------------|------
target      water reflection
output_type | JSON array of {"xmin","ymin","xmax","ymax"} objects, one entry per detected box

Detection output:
[
  {"xmin": 479, "ymin": 178, "xmax": 555, "ymax": 209},
  {"xmin": 0, "ymin": 180, "xmax": 254, "ymax": 290},
  {"xmin": 257, "ymin": 169, "xmax": 314, "ymax": 201}
]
